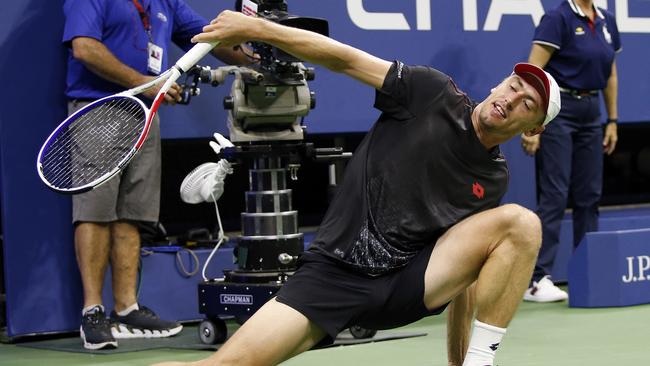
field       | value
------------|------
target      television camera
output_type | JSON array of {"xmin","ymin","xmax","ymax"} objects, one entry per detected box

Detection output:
[{"xmin": 179, "ymin": 0, "xmax": 328, "ymax": 143}]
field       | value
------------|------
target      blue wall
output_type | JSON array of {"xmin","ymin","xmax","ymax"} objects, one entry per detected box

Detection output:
[
  {"xmin": 1, "ymin": 0, "xmax": 649, "ymax": 337},
  {"xmin": 161, "ymin": 0, "xmax": 650, "ymax": 138},
  {"xmin": 0, "ymin": 0, "xmax": 78, "ymax": 337}
]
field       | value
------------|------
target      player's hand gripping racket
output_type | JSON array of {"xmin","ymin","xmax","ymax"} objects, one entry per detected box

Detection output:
[{"xmin": 37, "ymin": 41, "xmax": 218, "ymax": 194}]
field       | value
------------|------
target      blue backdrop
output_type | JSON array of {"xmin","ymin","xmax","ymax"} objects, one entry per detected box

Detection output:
[
  {"xmin": 160, "ymin": 0, "xmax": 650, "ymax": 138},
  {"xmin": 1, "ymin": 0, "xmax": 649, "ymax": 337}
]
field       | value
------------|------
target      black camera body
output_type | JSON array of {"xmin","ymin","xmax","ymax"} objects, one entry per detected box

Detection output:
[
  {"xmin": 236, "ymin": 0, "xmax": 287, "ymax": 13},
  {"xmin": 236, "ymin": 0, "xmax": 329, "ymax": 68},
  {"xmin": 179, "ymin": 0, "xmax": 328, "ymax": 105}
]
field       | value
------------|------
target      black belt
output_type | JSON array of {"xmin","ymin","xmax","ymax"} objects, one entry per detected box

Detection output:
[{"xmin": 559, "ymin": 87, "xmax": 599, "ymax": 97}]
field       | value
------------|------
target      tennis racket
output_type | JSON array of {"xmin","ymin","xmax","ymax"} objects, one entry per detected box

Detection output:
[{"xmin": 37, "ymin": 41, "xmax": 218, "ymax": 194}]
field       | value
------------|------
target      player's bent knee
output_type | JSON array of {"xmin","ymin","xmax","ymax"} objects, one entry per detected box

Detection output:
[
  {"xmin": 499, "ymin": 204, "xmax": 539, "ymax": 230},
  {"xmin": 498, "ymin": 204, "xmax": 542, "ymax": 250}
]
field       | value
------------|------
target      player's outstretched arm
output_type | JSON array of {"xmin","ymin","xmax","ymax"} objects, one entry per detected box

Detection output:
[{"xmin": 192, "ymin": 10, "xmax": 392, "ymax": 89}]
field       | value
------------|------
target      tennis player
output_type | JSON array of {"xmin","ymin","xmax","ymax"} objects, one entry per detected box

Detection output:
[{"xmin": 157, "ymin": 10, "xmax": 561, "ymax": 366}]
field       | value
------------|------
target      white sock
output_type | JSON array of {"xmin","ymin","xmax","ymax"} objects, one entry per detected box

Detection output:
[
  {"xmin": 82, "ymin": 304, "xmax": 104, "ymax": 316},
  {"xmin": 462, "ymin": 320, "xmax": 507, "ymax": 366},
  {"xmin": 117, "ymin": 303, "xmax": 139, "ymax": 316}
]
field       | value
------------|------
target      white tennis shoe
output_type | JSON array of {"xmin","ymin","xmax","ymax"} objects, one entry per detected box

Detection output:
[{"xmin": 523, "ymin": 275, "xmax": 568, "ymax": 302}]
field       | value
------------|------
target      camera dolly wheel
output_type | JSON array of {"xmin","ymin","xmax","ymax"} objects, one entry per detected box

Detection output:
[
  {"xmin": 199, "ymin": 317, "xmax": 228, "ymax": 345},
  {"xmin": 349, "ymin": 325, "xmax": 377, "ymax": 339}
]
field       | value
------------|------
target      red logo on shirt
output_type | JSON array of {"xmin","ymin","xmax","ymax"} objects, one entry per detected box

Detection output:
[{"xmin": 472, "ymin": 182, "xmax": 485, "ymax": 199}]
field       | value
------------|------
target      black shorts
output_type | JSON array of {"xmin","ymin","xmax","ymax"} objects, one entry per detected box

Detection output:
[{"xmin": 275, "ymin": 244, "xmax": 447, "ymax": 344}]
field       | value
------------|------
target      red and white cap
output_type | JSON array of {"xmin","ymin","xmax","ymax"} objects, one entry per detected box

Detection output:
[{"xmin": 513, "ymin": 63, "xmax": 561, "ymax": 126}]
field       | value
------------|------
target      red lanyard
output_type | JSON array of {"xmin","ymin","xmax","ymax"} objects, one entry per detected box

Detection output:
[{"xmin": 132, "ymin": 0, "xmax": 151, "ymax": 33}]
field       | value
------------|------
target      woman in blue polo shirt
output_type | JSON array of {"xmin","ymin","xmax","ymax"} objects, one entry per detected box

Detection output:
[{"xmin": 520, "ymin": 0, "xmax": 621, "ymax": 302}]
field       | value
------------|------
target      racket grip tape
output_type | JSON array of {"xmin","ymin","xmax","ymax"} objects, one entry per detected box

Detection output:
[{"xmin": 176, "ymin": 41, "xmax": 220, "ymax": 72}]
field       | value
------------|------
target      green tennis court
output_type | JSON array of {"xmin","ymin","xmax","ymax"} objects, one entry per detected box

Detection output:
[{"xmin": 2, "ymin": 296, "xmax": 648, "ymax": 366}]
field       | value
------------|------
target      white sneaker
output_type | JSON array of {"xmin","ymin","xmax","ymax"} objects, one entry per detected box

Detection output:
[{"xmin": 523, "ymin": 275, "xmax": 568, "ymax": 302}]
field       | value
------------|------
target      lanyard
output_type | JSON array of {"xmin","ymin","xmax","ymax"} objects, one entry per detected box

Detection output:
[{"xmin": 132, "ymin": 0, "xmax": 151, "ymax": 34}]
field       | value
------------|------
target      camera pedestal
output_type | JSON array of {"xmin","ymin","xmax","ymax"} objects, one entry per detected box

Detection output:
[
  {"xmin": 197, "ymin": 144, "xmax": 301, "ymax": 344},
  {"xmin": 195, "ymin": 143, "xmax": 364, "ymax": 344}
]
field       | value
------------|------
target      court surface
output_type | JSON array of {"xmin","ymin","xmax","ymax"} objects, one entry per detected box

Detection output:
[{"xmin": 1, "ymin": 296, "xmax": 648, "ymax": 366}]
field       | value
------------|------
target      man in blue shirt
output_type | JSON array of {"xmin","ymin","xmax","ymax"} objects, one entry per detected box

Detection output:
[
  {"xmin": 521, "ymin": 0, "xmax": 621, "ymax": 302},
  {"xmin": 63, "ymin": 0, "xmax": 247, "ymax": 350}
]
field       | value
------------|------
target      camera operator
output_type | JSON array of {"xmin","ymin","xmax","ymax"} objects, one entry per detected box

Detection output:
[{"xmin": 154, "ymin": 7, "xmax": 560, "ymax": 366}]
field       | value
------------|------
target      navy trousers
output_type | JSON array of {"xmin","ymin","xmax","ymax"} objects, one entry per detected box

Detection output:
[{"xmin": 533, "ymin": 92, "xmax": 603, "ymax": 282}]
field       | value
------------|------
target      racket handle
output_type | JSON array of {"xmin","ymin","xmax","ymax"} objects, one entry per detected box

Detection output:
[{"xmin": 176, "ymin": 41, "xmax": 220, "ymax": 72}]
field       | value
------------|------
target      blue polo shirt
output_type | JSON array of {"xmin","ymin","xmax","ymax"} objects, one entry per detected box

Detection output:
[
  {"xmin": 533, "ymin": 0, "xmax": 621, "ymax": 91},
  {"xmin": 63, "ymin": 0, "xmax": 207, "ymax": 100}
]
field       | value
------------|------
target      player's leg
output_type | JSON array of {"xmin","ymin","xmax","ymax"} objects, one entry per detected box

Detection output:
[
  {"xmin": 152, "ymin": 298, "xmax": 326, "ymax": 366},
  {"xmin": 423, "ymin": 203, "xmax": 541, "ymax": 326},
  {"xmin": 421, "ymin": 204, "xmax": 541, "ymax": 365}
]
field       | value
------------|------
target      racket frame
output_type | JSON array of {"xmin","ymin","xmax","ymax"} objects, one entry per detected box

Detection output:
[
  {"xmin": 37, "ymin": 41, "xmax": 219, "ymax": 194},
  {"xmin": 36, "ymin": 95, "xmax": 149, "ymax": 194}
]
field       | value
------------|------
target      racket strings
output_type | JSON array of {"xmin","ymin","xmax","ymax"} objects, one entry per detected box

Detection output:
[{"xmin": 40, "ymin": 98, "xmax": 146, "ymax": 190}]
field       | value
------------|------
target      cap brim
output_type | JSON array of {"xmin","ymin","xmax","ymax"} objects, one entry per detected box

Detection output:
[{"xmin": 513, "ymin": 63, "xmax": 550, "ymax": 114}]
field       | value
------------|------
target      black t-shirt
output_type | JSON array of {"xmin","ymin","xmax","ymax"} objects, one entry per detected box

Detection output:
[{"xmin": 306, "ymin": 61, "xmax": 509, "ymax": 275}]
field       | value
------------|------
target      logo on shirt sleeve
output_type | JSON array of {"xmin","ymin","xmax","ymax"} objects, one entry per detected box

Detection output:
[{"xmin": 472, "ymin": 182, "xmax": 485, "ymax": 199}]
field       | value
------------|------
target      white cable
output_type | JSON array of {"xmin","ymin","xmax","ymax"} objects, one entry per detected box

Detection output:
[
  {"xmin": 201, "ymin": 191, "xmax": 227, "ymax": 281},
  {"xmin": 183, "ymin": 132, "xmax": 234, "ymax": 280},
  {"xmin": 205, "ymin": 159, "xmax": 232, "ymax": 202}
]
